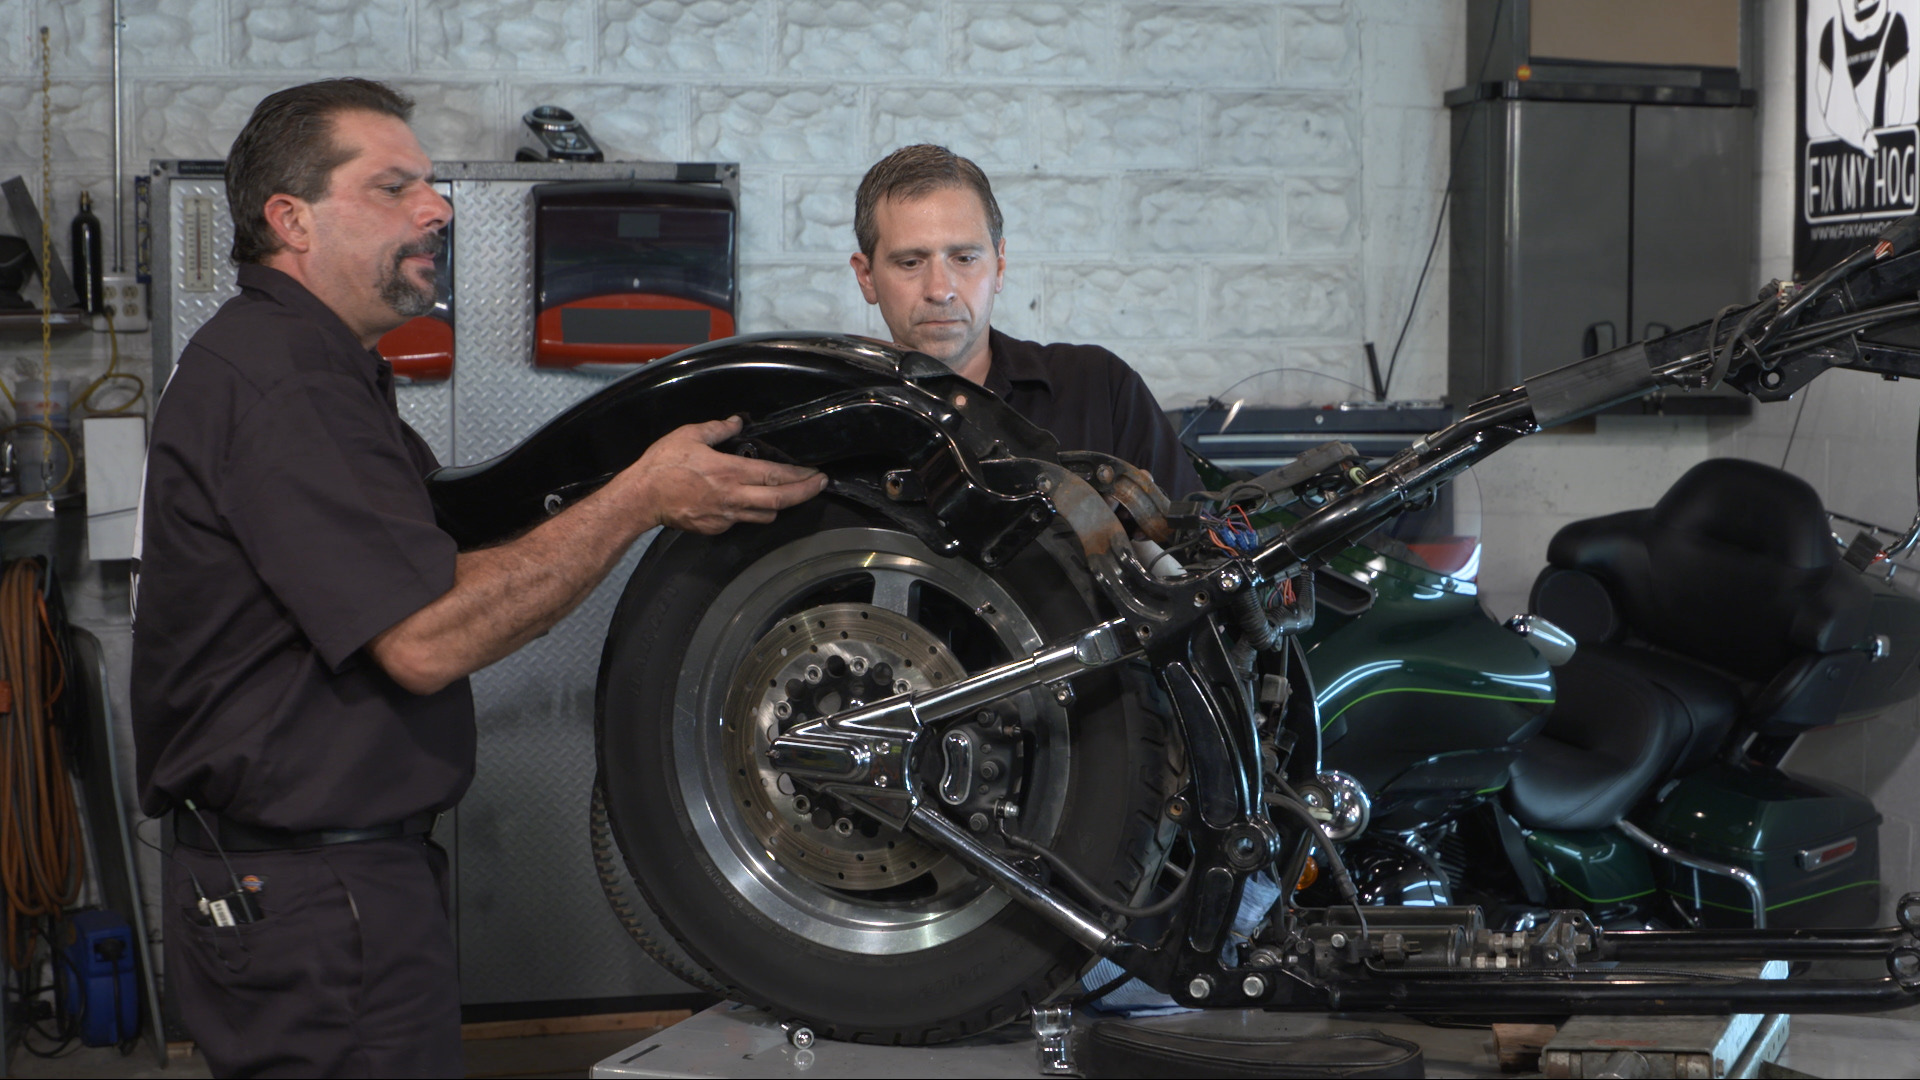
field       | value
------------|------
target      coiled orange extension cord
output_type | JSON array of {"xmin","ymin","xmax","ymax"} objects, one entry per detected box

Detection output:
[{"xmin": 0, "ymin": 559, "xmax": 81, "ymax": 969}]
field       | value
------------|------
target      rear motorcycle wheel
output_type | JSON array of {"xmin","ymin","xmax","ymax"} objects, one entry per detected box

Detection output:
[{"xmin": 595, "ymin": 497, "xmax": 1169, "ymax": 1043}]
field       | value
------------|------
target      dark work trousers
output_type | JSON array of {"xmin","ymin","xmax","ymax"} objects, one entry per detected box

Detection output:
[{"xmin": 163, "ymin": 836, "xmax": 462, "ymax": 1078}]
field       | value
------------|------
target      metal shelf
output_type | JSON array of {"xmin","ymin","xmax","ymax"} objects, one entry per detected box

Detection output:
[{"xmin": 0, "ymin": 309, "xmax": 90, "ymax": 332}]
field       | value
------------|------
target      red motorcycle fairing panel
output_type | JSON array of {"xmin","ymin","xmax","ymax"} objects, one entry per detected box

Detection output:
[{"xmin": 535, "ymin": 294, "xmax": 736, "ymax": 370}]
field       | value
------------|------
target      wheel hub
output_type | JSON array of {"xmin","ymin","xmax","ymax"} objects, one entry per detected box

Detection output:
[{"xmin": 724, "ymin": 603, "xmax": 964, "ymax": 891}]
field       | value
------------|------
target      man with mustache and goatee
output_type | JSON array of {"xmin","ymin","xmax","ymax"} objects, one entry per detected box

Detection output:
[{"xmin": 131, "ymin": 79, "xmax": 825, "ymax": 1078}]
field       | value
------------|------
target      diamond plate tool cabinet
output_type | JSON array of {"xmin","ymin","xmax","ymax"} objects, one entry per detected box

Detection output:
[{"xmin": 148, "ymin": 160, "xmax": 739, "ymax": 1010}]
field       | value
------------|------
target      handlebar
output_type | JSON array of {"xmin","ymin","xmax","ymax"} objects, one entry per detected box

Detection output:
[{"xmin": 1246, "ymin": 213, "xmax": 1920, "ymax": 583}]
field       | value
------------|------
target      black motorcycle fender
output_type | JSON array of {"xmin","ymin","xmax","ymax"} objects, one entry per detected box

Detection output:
[{"xmin": 426, "ymin": 333, "xmax": 1066, "ymax": 557}]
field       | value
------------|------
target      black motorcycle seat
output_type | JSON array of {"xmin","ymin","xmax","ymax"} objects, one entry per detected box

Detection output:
[
  {"xmin": 1507, "ymin": 643, "xmax": 1741, "ymax": 831},
  {"xmin": 1536, "ymin": 460, "xmax": 1870, "ymax": 722},
  {"xmin": 1514, "ymin": 458, "xmax": 1873, "ymax": 830}
]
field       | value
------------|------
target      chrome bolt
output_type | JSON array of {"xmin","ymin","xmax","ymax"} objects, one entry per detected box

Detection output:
[
  {"xmin": 1216, "ymin": 569, "xmax": 1244, "ymax": 593},
  {"xmin": 803, "ymin": 664, "xmax": 823, "ymax": 684},
  {"xmin": 1192, "ymin": 589, "xmax": 1210, "ymax": 607},
  {"xmin": 772, "ymin": 700, "xmax": 792, "ymax": 720},
  {"xmin": 894, "ymin": 679, "xmax": 912, "ymax": 694},
  {"xmin": 1329, "ymin": 932, "xmax": 1349, "ymax": 949},
  {"xmin": 792, "ymin": 795, "xmax": 811, "ymax": 814},
  {"xmin": 1241, "ymin": 974, "xmax": 1267, "ymax": 997},
  {"xmin": 1186, "ymin": 975, "xmax": 1213, "ymax": 1001},
  {"xmin": 833, "ymin": 818, "xmax": 854, "ymax": 836},
  {"xmin": 1053, "ymin": 683, "xmax": 1075, "ymax": 706},
  {"xmin": 785, "ymin": 1023, "xmax": 814, "ymax": 1049},
  {"xmin": 848, "ymin": 655, "xmax": 869, "ymax": 675}
]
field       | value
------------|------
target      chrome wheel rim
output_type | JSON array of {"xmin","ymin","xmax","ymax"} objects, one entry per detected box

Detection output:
[{"xmin": 664, "ymin": 527, "xmax": 1068, "ymax": 954}]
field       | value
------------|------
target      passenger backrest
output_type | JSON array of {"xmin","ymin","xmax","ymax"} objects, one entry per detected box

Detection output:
[{"xmin": 1532, "ymin": 459, "xmax": 1873, "ymax": 731}]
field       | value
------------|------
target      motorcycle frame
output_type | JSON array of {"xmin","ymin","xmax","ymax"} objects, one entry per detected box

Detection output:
[
  {"xmin": 430, "ymin": 242, "xmax": 1920, "ymax": 1018},
  {"xmin": 743, "ymin": 251, "xmax": 1920, "ymax": 1015}
]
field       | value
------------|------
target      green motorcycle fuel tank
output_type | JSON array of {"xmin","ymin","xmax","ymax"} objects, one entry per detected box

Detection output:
[
  {"xmin": 1301, "ymin": 537, "xmax": 1554, "ymax": 833},
  {"xmin": 1235, "ymin": 466, "xmax": 1556, "ymax": 833}
]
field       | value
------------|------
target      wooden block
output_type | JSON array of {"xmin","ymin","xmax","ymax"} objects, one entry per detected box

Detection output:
[
  {"xmin": 460, "ymin": 1008, "xmax": 693, "ymax": 1042},
  {"xmin": 1493, "ymin": 1022, "xmax": 1559, "ymax": 1072},
  {"xmin": 166, "ymin": 1040, "xmax": 197, "ymax": 1061}
]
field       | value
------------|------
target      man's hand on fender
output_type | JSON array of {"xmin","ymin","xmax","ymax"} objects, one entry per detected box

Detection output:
[{"xmin": 629, "ymin": 416, "xmax": 829, "ymax": 534}]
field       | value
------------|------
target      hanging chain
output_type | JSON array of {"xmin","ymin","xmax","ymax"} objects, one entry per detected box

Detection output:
[{"xmin": 36, "ymin": 27, "xmax": 55, "ymax": 498}]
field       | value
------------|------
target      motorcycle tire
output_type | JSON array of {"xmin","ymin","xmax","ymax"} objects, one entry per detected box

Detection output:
[{"xmin": 596, "ymin": 495, "xmax": 1171, "ymax": 1044}]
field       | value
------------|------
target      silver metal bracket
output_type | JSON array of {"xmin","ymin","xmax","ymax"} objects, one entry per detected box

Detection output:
[{"xmin": 1032, "ymin": 1004, "xmax": 1075, "ymax": 1075}]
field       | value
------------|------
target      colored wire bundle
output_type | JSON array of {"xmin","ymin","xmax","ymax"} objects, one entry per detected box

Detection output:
[
  {"xmin": 0, "ymin": 558, "xmax": 81, "ymax": 970},
  {"xmin": 1202, "ymin": 506, "xmax": 1261, "ymax": 555}
]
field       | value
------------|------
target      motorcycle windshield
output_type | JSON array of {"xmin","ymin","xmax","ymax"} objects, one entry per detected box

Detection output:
[{"xmin": 1352, "ymin": 466, "xmax": 1483, "ymax": 584}]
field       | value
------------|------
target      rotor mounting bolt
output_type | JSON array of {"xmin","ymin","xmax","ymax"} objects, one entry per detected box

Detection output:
[
  {"xmin": 1186, "ymin": 975, "xmax": 1213, "ymax": 1001},
  {"xmin": 772, "ymin": 700, "xmax": 792, "ymax": 720},
  {"xmin": 1241, "ymin": 974, "xmax": 1267, "ymax": 998},
  {"xmin": 834, "ymin": 818, "xmax": 854, "ymax": 836},
  {"xmin": 803, "ymin": 664, "xmax": 823, "ymax": 684},
  {"xmin": 792, "ymin": 795, "xmax": 811, "ymax": 814},
  {"xmin": 894, "ymin": 679, "xmax": 912, "ymax": 694},
  {"xmin": 848, "ymin": 655, "xmax": 869, "ymax": 676}
]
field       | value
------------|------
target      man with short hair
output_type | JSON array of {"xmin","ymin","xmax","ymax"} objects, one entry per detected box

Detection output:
[
  {"xmin": 849, "ymin": 144, "xmax": 1200, "ymax": 500},
  {"xmin": 132, "ymin": 79, "xmax": 825, "ymax": 1077}
]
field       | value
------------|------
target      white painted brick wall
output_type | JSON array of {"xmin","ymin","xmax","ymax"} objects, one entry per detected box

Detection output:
[{"xmin": 0, "ymin": 0, "xmax": 1462, "ymax": 415}]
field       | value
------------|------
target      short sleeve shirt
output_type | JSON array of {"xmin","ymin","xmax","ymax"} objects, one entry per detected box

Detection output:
[
  {"xmin": 982, "ymin": 330, "xmax": 1203, "ymax": 500},
  {"xmin": 132, "ymin": 264, "xmax": 475, "ymax": 830}
]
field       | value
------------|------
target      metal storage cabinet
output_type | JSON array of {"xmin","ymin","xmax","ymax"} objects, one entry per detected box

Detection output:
[{"xmin": 1446, "ymin": 94, "xmax": 1754, "ymax": 407}]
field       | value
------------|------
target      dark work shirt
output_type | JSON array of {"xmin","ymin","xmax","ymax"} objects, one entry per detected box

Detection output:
[
  {"xmin": 132, "ymin": 264, "xmax": 474, "ymax": 830},
  {"xmin": 982, "ymin": 329, "xmax": 1202, "ymax": 499}
]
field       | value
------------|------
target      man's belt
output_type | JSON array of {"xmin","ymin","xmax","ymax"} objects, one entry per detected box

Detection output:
[{"xmin": 173, "ymin": 810, "xmax": 439, "ymax": 853}]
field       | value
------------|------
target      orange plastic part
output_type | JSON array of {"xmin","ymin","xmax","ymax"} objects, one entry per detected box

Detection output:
[{"xmin": 377, "ymin": 315, "xmax": 454, "ymax": 383}]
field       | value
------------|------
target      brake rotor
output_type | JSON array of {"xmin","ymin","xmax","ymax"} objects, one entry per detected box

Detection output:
[{"xmin": 723, "ymin": 602, "xmax": 967, "ymax": 891}]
